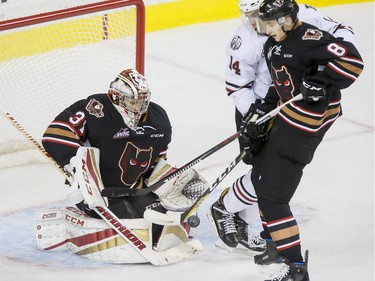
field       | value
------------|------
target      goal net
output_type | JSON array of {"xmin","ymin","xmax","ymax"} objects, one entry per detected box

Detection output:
[{"xmin": 0, "ymin": 0, "xmax": 145, "ymax": 169}]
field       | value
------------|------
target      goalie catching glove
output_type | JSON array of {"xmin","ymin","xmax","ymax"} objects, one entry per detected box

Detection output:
[{"xmin": 148, "ymin": 159, "xmax": 210, "ymax": 212}]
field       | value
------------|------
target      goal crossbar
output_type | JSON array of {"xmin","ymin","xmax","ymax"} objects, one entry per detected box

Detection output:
[
  {"xmin": 0, "ymin": 0, "xmax": 146, "ymax": 168},
  {"xmin": 0, "ymin": 0, "xmax": 145, "ymax": 73}
]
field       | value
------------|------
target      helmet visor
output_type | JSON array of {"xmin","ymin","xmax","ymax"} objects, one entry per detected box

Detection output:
[{"xmin": 243, "ymin": 11, "xmax": 266, "ymax": 34}]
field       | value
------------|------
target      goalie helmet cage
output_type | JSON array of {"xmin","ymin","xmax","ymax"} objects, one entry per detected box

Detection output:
[{"xmin": 0, "ymin": 0, "xmax": 145, "ymax": 169}]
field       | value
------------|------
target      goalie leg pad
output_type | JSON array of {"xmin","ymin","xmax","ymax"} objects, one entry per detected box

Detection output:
[
  {"xmin": 64, "ymin": 207, "xmax": 151, "ymax": 264},
  {"xmin": 35, "ymin": 207, "xmax": 203, "ymax": 264},
  {"xmin": 35, "ymin": 208, "xmax": 68, "ymax": 251},
  {"xmin": 72, "ymin": 147, "xmax": 108, "ymax": 209},
  {"xmin": 36, "ymin": 207, "xmax": 151, "ymax": 263}
]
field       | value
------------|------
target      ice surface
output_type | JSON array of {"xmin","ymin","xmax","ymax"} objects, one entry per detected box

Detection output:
[{"xmin": 0, "ymin": 1, "xmax": 373, "ymax": 281}]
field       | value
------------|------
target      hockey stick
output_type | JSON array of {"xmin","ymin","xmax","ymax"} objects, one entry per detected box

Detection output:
[
  {"xmin": 0, "ymin": 107, "xmax": 182, "ymax": 266},
  {"xmin": 144, "ymin": 94, "xmax": 304, "ymax": 225},
  {"xmin": 144, "ymin": 150, "xmax": 246, "ymax": 226},
  {"xmin": 181, "ymin": 150, "xmax": 247, "ymax": 222},
  {"xmin": 104, "ymin": 93, "xmax": 303, "ymax": 198}
]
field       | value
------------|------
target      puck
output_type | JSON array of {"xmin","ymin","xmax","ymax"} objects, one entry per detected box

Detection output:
[{"xmin": 187, "ymin": 215, "xmax": 200, "ymax": 227}]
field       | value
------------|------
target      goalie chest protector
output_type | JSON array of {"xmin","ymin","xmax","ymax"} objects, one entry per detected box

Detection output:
[{"xmin": 43, "ymin": 94, "xmax": 172, "ymax": 189}]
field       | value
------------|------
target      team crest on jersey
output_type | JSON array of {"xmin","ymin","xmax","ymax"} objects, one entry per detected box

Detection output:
[
  {"xmin": 119, "ymin": 142, "xmax": 153, "ymax": 187},
  {"xmin": 86, "ymin": 99, "xmax": 104, "ymax": 118},
  {"xmin": 113, "ymin": 128, "xmax": 130, "ymax": 139},
  {"xmin": 271, "ymin": 64, "xmax": 296, "ymax": 96},
  {"xmin": 230, "ymin": 36, "xmax": 242, "ymax": 50},
  {"xmin": 302, "ymin": 29, "xmax": 323, "ymax": 40}
]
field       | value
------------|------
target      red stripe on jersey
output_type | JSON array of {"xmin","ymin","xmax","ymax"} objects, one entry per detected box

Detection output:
[
  {"xmin": 327, "ymin": 62, "xmax": 357, "ymax": 81},
  {"xmin": 277, "ymin": 240, "xmax": 301, "ymax": 251},
  {"xmin": 42, "ymin": 137, "xmax": 81, "ymax": 148},
  {"xmin": 267, "ymin": 216, "xmax": 295, "ymax": 227},
  {"xmin": 234, "ymin": 179, "xmax": 257, "ymax": 204}
]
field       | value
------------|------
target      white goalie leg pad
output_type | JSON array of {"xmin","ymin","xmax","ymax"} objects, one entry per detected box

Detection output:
[
  {"xmin": 154, "ymin": 222, "xmax": 190, "ymax": 252},
  {"xmin": 35, "ymin": 207, "xmax": 151, "ymax": 263},
  {"xmin": 35, "ymin": 208, "xmax": 68, "ymax": 251},
  {"xmin": 150, "ymin": 159, "xmax": 210, "ymax": 211},
  {"xmin": 36, "ymin": 207, "xmax": 202, "ymax": 264},
  {"xmin": 63, "ymin": 206, "xmax": 151, "ymax": 264},
  {"xmin": 163, "ymin": 240, "xmax": 204, "ymax": 264},
  {"xmin": 72, "ymin": 147, "xmax": 108, "ymax": 208},
  {"xmin": 153, "ymin": 214, "xmax": 203, "ymax": 263},
  {"xmin": 144, "ymin": 209, "xmax": 182, "ymax": 225}
]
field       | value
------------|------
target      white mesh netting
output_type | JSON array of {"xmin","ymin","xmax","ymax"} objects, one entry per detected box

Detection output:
[{"xmin": 0, "ymin": 0, "xmax": 144, "ymax": 169}]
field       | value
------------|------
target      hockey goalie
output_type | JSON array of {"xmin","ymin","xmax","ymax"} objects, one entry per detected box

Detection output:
[{"xmin": 36, "ymin": 69, "xmax": 210, "ymax": 265}]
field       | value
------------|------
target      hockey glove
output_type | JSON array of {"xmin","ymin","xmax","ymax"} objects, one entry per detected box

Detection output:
[
  {"xmin": 301, "ymin": 68, "xmax": 326, "ymax": 102},
  {"xmin": 240, "ymin": 100, "xmax": 271, "ymax": 155}
]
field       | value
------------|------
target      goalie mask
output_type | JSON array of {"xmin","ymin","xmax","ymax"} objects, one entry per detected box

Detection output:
[{"xmin": 108, "ymin": 69, "xmax": 151, "ymax": 131}]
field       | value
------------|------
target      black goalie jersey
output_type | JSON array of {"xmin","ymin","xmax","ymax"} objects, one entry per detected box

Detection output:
[
  {"xmin": 263, "ymin": 22, "xmax": 364, "ymax": 135},
  {"xmin": 42, "ymin": 94, "xmax": 172, "ymax": 189}
]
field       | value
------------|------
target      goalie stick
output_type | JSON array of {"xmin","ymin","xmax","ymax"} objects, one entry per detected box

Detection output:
[
  {"xmin": 103, "ymin": 93, "xmax": 303, "ymax": 198},
  {"xmin": 143, "ymin": 94, "xmax": 304, "ymax": 225},
  {"xmin": 0, "ymin": 106, "xmax": 191, "ymax": 266}
]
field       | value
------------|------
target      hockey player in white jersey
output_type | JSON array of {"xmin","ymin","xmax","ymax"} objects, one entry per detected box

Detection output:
[{"xmin": 208, "ymin": 0, "xmax": 357, "ymax": 255}]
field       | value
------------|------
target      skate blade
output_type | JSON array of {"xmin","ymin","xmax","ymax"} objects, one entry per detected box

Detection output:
[{"xmin": 256, "ymin": 263, "xmax": 286, "ymax": 278}]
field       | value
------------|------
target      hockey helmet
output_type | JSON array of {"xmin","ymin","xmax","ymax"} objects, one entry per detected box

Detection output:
[
  {"xmin": 258, "ymin": 0, "xmax": 299, "ymax": 25},
  {"xmin": 239, "ymin": 0, "xmax": 263, "ymax": 13},
  {"xmin": 108, "ymin": 69, "xmax": 151, "ymax": 130}
]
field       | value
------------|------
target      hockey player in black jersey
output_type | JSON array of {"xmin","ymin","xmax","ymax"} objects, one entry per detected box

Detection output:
[
  {"xmin": 42, "ymin": 69, "xmax": 173, "ymax": 241},
  {"xmin": 239, "ymin": 0, "xmax": 364, "ymax": 280},
  {"xmin": 43, "ymin": 69, "xmax": 171, "ymax": 220},
  {"xmin": 208, "ymin": 0, "xmax": 358, "ymax": 259},
  {"xmin": 39, "ymin": 69, "xmax": 207, "ymax": 263}
]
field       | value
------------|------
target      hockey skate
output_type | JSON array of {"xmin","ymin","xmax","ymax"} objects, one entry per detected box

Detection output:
[
  {"xmin": 253, "ymin": 238, "xmax": 287, "ymax": 276},
  {"xmin": 264, "ymin": 250, "xmax": 310, "ymax": 281},
  {"xmin": 236, "ymin": 214, "xmax": 266, "ymax": 253},
  {"xmin": 254, "ymin": 239, "xmax": 280, "ymax": 265},
  {"xmin": 207, "ymin": 189, "xmax": 238, "ymax": 247},
  {"xmin": 214, "ymin": 214, "xmax": 265, "ymax": 256}
]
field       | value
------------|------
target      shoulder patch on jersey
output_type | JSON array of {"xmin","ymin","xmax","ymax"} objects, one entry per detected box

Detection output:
[
  {"xmin": 302, "ymin": 29, "xmax": 323, "ymax": 41},
  {"xmin": 86, "ymin": 99, "xmax": 104, "ymax": 118},
  {"xmin": 230, "ymin": 35, "xmax": 243, "ymax": 50}
]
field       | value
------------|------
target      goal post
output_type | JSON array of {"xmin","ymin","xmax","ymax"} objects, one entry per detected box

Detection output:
[{"xmin": 0, "ymin": 0, "xmax": 145, "ymax": 169}]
